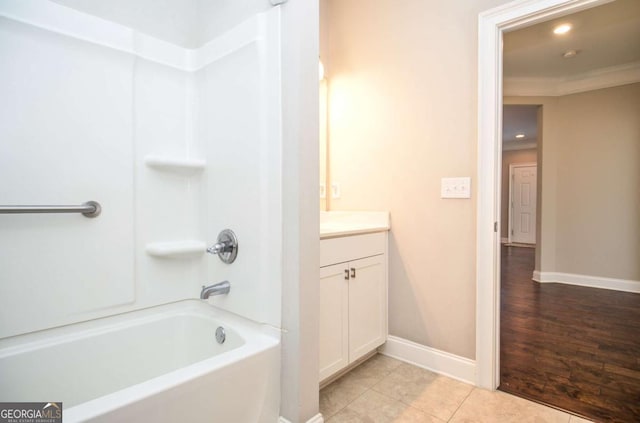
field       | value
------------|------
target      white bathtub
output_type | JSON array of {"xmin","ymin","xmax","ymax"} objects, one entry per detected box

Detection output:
[{"xmin": 0, "ymin": 300, "xmax": 280, "ymax": 422}]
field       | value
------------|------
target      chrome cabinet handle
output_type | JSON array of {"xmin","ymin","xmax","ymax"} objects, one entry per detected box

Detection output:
[{"xmin": 351, "ymin": 268, "xmax": 356, "ymax": 278}]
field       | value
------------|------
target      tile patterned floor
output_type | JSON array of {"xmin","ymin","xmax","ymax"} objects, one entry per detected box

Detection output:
[{"xmin": 320, "ymin": 354, "xmax": 594, "ymax": 423}]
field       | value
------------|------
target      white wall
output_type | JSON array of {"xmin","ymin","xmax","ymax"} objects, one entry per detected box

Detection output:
[
  {"xmin": 279, "ymin": 0, "xmax": 321, "ymax": 420},
  {"xmin": 324, "ymin": 0, "xmax": 511, "ymax": 360},
  {"xmin": 197, "ymin": 0, "xmax": 272, "ymax": 46}
]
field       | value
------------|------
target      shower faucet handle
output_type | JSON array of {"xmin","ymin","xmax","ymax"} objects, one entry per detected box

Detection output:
[
  {"xmin": 206, "ymin": 229, "xmax": 238, "ymax": 264},
  {"xmin": 207, "ymin": 242, "xmax": 230, "ymax": 255}
]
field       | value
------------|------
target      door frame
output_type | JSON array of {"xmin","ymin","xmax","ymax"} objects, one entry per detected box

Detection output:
[
  {"xmin": 508, "ymin": 162, "xmax": 537, "ymax": 244},
  {"xmin": 475, "ymin": 0, "xmax": 613, "ymax": 389}
]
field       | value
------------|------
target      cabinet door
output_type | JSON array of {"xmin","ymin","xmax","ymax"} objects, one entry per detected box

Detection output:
[
  {"xmin": 319, "ymin": 263, "xmax": 349, "ymax": 381},
  {"xmin": 348, "ymin": 255, "xmax": 387, "ymax": 362}
]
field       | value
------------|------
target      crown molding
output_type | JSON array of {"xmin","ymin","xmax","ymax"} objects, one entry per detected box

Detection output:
[
  {"xmin": 504, "ymin": 61, "xmax": 640, "ymax": 97},
  {"xmin": 503, "ymin": 140, "xmax": 537, "ymax": 151}
]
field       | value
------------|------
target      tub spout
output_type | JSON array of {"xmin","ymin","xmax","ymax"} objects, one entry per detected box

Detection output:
[{"xmin": 200, "ymin": 281, "xmax": 230, "ymax": 299}]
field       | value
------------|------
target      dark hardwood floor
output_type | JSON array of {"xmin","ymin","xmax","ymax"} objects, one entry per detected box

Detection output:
[{"xmin": 499, "ymin": 246, "xmax": 640, "ymax": 423}]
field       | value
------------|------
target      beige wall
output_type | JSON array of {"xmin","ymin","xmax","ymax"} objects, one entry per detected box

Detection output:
[
  {"xmin": 319, "ymin": 0, "xmax": 329, "ymax": 211},
  {"xmin": 507, "ymin": 83, "xmax": 640, "ymax": 282},
  {"xmin": 325, "ymin": 0, "xmax": 510, "ymax": 359},
  {"xmin": 319, "ymin": 0, "xmax": 330, "ymax": 75},
  {"xmin": 555, "ymin": 84, "xmax": 640, "ymax": 280},
  {"xmin": 500, "ymin": 149, "xmax": 538, "ymax": 238}
]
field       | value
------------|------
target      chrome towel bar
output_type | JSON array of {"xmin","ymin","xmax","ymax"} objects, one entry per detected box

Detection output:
[{"xmin": 0, "ymin": 201, "xmax": 101, "ymax": 218}]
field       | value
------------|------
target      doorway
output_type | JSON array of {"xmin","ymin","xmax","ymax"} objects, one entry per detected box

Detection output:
[
  {"xmin": 476, "ymin": 0, "xmax": 640, "ymax": 401},
  {"xmin": 502, "ymin": 103, "xmax": 539, "ymax": 246},
  {"xmin": 476, "ymin": 1, "xmax": 640, "ymax": 417},
  {"xmin": 508, "ymin": 164, "xmax": 537, "ymax": 245}
]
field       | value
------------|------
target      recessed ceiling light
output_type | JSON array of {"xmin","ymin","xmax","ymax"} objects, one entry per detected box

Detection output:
[
  {"xmin": 515, "ymin": 134, "xmax": 525, "ymax": 139},
  {"xmin": 562, "ymin": 49, "xmax": 579, "ymax": 58},
  {"xmin": 553, "ymin": 24, "xmax": 572, "ymax": 35}
]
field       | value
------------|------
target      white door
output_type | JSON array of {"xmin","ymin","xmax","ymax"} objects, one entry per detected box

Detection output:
[
  {"xmin": 319, "ymin": 263, "xmax": 349, "ymax": 381},
  {"xmin": 510, "ymin": 165, "xmax": 537, "ymax": 244},
  {"xmin": 348, "ymin": 255, "xmax": 387, "ymax": 362}
]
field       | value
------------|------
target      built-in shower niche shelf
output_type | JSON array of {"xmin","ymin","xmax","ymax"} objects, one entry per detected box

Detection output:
[
  {"xmin": 146, "ymin": 241, "xmax": 206, "ymax": 259},
  {"xmin": 144, "ymin": 156, "xmax": 206, "ymax": 175}
]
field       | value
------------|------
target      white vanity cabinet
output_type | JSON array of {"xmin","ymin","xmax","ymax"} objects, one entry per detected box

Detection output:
[{"xmin": 319, "ymin": 231, "xmax": 388, "ymax": 382}]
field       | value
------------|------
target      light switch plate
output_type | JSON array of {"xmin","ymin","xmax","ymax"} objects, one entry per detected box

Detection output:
[
  {"xmin": 331, "ymin": 183, "xmax": 341, "ymax": 199},
  {"xmin": 441, "ymin": 177, "xmax": 471, "ymax": 199}
]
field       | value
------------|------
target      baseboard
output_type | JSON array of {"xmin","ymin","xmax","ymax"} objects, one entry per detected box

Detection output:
[
  {"xmin": 379, "ymin": 335, "xmax": 476, "ymax": 385},
  {"xmin": 504, "ymin": 242, "xmax": 535, "ymax": 248},
  {"xmin": 279, "ymin": 413, "xmax": 324, "ymax": 423},
  {"xmin": 532, "ymin": 271, "xmax": 640, "ymax": 294}
]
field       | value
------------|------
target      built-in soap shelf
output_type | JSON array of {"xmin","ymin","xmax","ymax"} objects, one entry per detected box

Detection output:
[
  {"xmin": 144, "ymin": 155, "xmax": 206, "ymax": 175},
  {"xmin": 145, "ymin": 240, "xmax": 206, "ymax": 259}
]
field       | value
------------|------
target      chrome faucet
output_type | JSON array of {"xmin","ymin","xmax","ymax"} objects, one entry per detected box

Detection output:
[
  {"xmin": 207, "ymin": 229, "xmax": 238, "ymax": 264},
  {"xmin": 200, "ymin": 281, "xmax": 231, "ymax": 299}
]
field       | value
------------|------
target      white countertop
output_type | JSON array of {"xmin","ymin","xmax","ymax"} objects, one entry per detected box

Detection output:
[{"xmin": 320, "ymin": 211, "xmax": 390, "ymax": 239}]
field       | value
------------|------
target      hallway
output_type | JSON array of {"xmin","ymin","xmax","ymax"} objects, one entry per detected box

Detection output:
[{"xmin": 499, "ymin": 246, "xmax": 640, "ymax": 422}]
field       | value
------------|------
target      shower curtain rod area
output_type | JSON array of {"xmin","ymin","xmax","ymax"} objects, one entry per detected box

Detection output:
[{"xmin": 0, "ymin": 201, "xmax": 102, "ymax": 218}]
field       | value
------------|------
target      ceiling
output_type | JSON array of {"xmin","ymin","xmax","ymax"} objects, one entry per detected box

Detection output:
[
  {"xmin": 503, "ymin": 105, "xmax": 538, "ymax": 150},
  {"xmin": 503, "ymin": 0, "xmax": 640, "ymax": 78},
  {"xmin": 502, "ymin": 0, "xmax": 640, "ymax": 150}
]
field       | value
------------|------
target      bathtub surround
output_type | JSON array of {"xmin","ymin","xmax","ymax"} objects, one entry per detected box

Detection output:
[
  {"xmin": 0, "ymin": 0, "xmax": 284, "ymax": 336},
  {"xmin": 0, "ymin": 12, "xmax": 137, "ymax": 335}
]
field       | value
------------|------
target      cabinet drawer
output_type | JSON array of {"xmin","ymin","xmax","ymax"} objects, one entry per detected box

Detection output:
[{"xmin": 320, "ymin": 232, "xmax": 386, "ymax": 267}]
